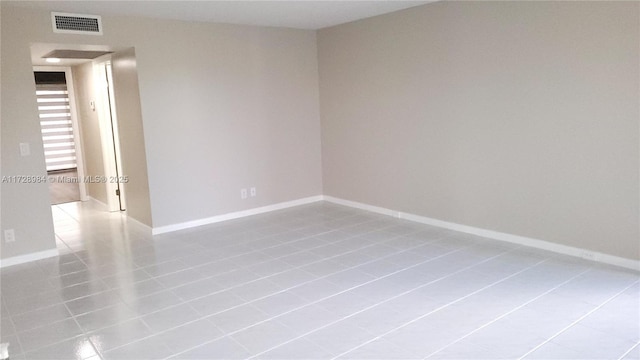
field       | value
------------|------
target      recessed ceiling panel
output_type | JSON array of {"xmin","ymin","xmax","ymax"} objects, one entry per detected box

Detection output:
[{"xmin": 42, "ymin": 49, "xmax": 112, "ymax": 59}]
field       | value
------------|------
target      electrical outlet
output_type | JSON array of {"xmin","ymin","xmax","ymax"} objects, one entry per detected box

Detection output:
[
  {"xmin": 241, "ymin": 189, "xmax": 248, "ymax": 199},
  {"xmin": 4, "ymin": 229, "xmax": 15, "ymax": 243},
  {"xmin": 579, "ymin": 250, "xmax": 597, "ymax": 262},
  {"xmin": 250, "ymin": 187, "xmax": 256, "ymax": 197}
]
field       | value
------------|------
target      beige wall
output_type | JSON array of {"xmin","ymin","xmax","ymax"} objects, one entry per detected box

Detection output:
[
  {"xmin": 135, "ymin": 20, "xmax": 322, "ymax": 226},
  {"xmin": 72, "ymin": 62, "xmax": 108, "ymax": 204},
  {"xmin": 111, "ymin": 48, "xmax": 153, "ymax": 226},
  {"xmin": 1, "ymin": 4, "xmax": 322, "ymax": 259},
  {"xmin": 2, "ymin": 1, "xmax": 637, "ymax": 263},
  {"xmin": 318, "ymin": 2, "xmax": 640, "ymax": 260},
  {"xmin": 0, "ymin": 6, "xmax": 56, "ymax": 258}
]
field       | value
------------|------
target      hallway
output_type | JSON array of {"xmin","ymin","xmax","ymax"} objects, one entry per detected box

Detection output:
[{"xmin": 49, "ymin": 171, "xmax": 81, "ymax": 205}]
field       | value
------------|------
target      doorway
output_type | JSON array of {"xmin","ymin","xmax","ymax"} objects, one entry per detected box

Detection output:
[
  {"xmin": 31, "ymin": 43, "xmax": 153, "ymax": 237},
  {"xmin": 33, "ymin": 67, "xmax": 87, "ymax": 205}
]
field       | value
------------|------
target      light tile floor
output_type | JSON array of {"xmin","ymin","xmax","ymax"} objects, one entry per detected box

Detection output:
[{"xmin": 1, "ymin": 200, "xmax": 638, "ymax": 359}]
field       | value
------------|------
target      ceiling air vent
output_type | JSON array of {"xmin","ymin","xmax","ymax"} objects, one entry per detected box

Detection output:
[{"xmin": 51, "ymin": 12, "xmax": 103, "ymax": 35}]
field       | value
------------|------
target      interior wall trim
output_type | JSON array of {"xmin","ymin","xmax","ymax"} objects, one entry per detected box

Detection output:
[
  {"xmin": 0, "ymin": 249, "xmax": 59, "ymax": 268},
  {"xmin": 151, "ymin": 195, "xmax": 324, "ymax": 235},
  {"xmin": 6, "ymin": 195, "xmax": 637, "ymax": 272},
  {"xmin": 323, "ymin": 196, "xmax": 640, "ymax": 272}
]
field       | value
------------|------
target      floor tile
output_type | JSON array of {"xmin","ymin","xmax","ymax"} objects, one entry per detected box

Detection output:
[
  {"xmin": 88, "ymin": 318, "xmax": 152, "ymax": 352},
  {"xmin": 74, "ymin": 302, "xmax": 139, "ymax": 332},
  {"xmin": 0, "ymin": 314, "xmax": 16, "ymax": 336},
  {"xmin": 11, "ymin": 303, "xmax": 72, "ymax": 333},
  {"xmin": 114, "ymin": 278, "xmax": 167, "ymax": 301},
  {"xmin": 289, "ymin": 278, "xmax": 343, "ymax": 301},
  {"xmin": 549, "ymin": 324, "xmax": 636, "ymax": 359},
  {"xmin": 65, "ymin": 290, "xmax": 125, "ymax": 316},
  {"xmin": 426, "ymin": 340, "xmax": 495, "ymax": 359},
  {"xmin": 4, "ymin": 291, "xmax": 65, "ymax": 315},
  {"xmin": 231, "ymin": 319, "xmax": 296, "ymax": 354},
  {"xmin": 257, "ymin": 337, "xmax": 333, "ymax": 359},
  {"xmin": 153, "ymin": 269, "xmax": 205, "ymax": 288},
  {"xmin": 170, "ymin": 277, "xmax": 224, "ymax": 301},
  {"xmin": 169, "ymin": 336, "xmax": 250, "ymax": 359},
  {"xmin": 142, "ymin": 260, "xmax": 191, "ymax": 278},
  {"xmin": 523, "ymin": 341, "xmax": 590, "ymax": 359},
  {"xmin": 57, "ymin": 280, "xmax": 111, "ymax": 302},
  {"xmin": 338, "ymin": 338, "xmax": 420, "ymax": 359},
  {"xmin": 2, "ymin": 201, "xmax": 637, "ymax": 360},
  {"xmin": 251, "ymin": 291, "xmax": 309, "ymax": 316},
  {"xmin": 141, "ymin": 303, "xmax": 202, "ymax": 333},
  {"xmin": 382, "ymin": 322, "xmax": 462, "ymax": 356},
  {"xmin": 230, "ymin": 278, "xmax": 283, "ymax": 302},
  {"xmin": 316, "ymin": 290, "xmax": 377, "ymax": 317},
  {"xmin": 187, "ymin": 290, "xmax": 245, "ymax": 316},
  {"xmin": 17, "ymin": 317, "xmax": 83, "ymax": 352},
  {"xmin": 102, "ymin": 335, "xmax": 174, "ymax": 360},
  {"xmin": 303, "ymin": 320, "xmax": 376, "ymax": 356},
  {"xmin": 22, "ymin": 336, "xmax": 99, "ymax": 360},
  {"xmin": 435, "ymin": 320, "xmax": 548, "ymax": 359},
  {"xmin": 620, "ymin": 343, "xmax": 640, "ymax": 360},
  {"xmin": 122, "ymin": 290, "xmax": 183, "ymax": 315},
  {"xmin": 207, "ymin": 304, "xmax": 269, "ymax": 333},
  {"xmin": 276, "ymin": 304, "xmax": 341, "ymax": 334},
  {"xmin": 268, "ymin": 269, "xmax": 317, "ymax": 288},
  {"xmin": 350, "ymin": 304, "xmax": 415, "ymax": 336},
  {"xmin": 577, "ymin": 294, "xmax": 640, "ymax": 342},
  {"xmin": 157, "ymin": 318, "xmax": 224, "ymax": 353},
  {"xmin": 246, "ymin": 259, "xmax": 294, "ymax": 277}
]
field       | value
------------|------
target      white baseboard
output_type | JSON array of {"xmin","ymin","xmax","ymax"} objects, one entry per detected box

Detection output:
[
  {"xmin": 87, "ymin": 196, "xmax": 109, "ymax": 211},
  {"xmin": 323, "ymin": 196, "xmax": 640, "ymax": 272},
  {"xmin": 8, "ymin": 195, "xmax": 638, "ymax": 272},
  {"xmin": 323, "ymin": 196, "xmax": 400, "ymax": 218},
  {"xmin": 87, "ymin": 197, "xmax": 151, "ymax": 231},
  {"xmin": 0, "ymin": 248, "xmax": 59, "ymax": 268},
  {"xmin": 124, "ymin": 214, "xmax": 153, "ymax": 232},
  {"xmin": 152, "ymin": 196, "xmax": 324, "ymax": 235}
]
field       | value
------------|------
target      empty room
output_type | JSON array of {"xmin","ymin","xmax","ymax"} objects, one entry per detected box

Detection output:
[{"xmin": 1, "ymin": 1, "xmax": 638, "ymax": 359}]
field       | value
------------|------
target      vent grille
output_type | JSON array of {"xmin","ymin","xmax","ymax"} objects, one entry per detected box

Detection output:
[{"xmin": 51, "ymin": 12, "xmax": 102, "ymax": 35}]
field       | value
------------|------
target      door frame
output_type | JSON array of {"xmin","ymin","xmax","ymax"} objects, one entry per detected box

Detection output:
[
  {"xmin": 33, "ymin": 65, "xmax": 88, "ymax": 202},
  {"xmin": 94, "ymin": 59, "xmax": 127, "ymax": 212}
]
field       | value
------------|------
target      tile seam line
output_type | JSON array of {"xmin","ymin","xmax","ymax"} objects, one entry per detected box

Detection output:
[
  {"xmin": 40, "ymin": 210, "xmax": 438, "ymax": 293},
  {"xmin": 617, "ymin": 340, "xmax": 640, "ymax": 360},
  {"xmin": 14, "ymin": 225, "xmax": 425, "ymax": 334},
  {"xmin": 113, "ymin": 216, "xmax": 407, "ymax": 291},
  {"xmin": 102, "ymin": 237, "xmax": 472, "ymax": 357},
  {"xmin": 9, "ymin": 219, "xmax": 415, "ymax": 316},
  {"xmin": 420, "ymin": 267, "xmax": 593, "ymax": 359},
  {"xmin": 169, "ymin": 245, "xmax": 522, "ymax": 359},
  {"xmin": 64, "ymin": 300, "xmax": 102, "ymax": 360},
  {"xmin": 55, "ymin": 207, "xmax": 370, "ymax": 273},
  {"xmin": 128, "ymin": 226, "xmax": 446, "ymax": 307},
  {"xmin": 517, "ymin": 279, "xmax": 640, "ymax": 360},
  {"xmin": 136, "ymin": 221, "xmax": 406, "ymax": 289},
  {"xmin": 325, "ymin": 256, "xmax": 554, "ymax": 360},
  {"xmin": 20, "ymin": 225, "xmax": 457, "ymax": 355}
]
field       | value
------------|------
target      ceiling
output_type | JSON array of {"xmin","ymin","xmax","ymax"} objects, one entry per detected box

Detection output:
[
  {"xmin": 11, "ymin": 1, "xmax": 434, "ymax": 30},
  {"xmin": 31, "ymin": 43, "xmax": 125, "ymax": 66}
]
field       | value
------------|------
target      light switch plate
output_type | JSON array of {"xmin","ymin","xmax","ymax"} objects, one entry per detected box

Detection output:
[{"xmin": 19, "ymin": 143, "xmax": 30, "ymax": 156}]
